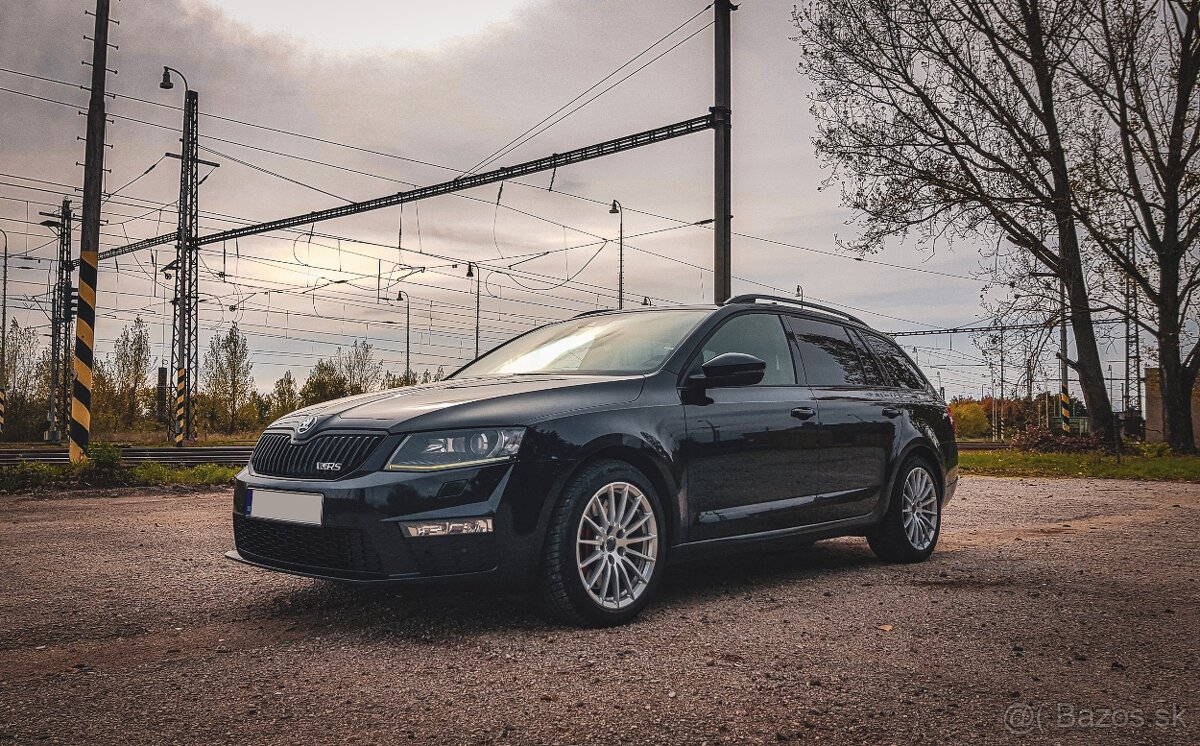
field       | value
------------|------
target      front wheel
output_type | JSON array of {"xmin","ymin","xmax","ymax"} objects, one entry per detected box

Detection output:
[
  {"xmin": 539, "ymin": 460, "xmax": 666, "ymax": 626},
  {"xmin": 867, "ymin": 457, "xmax": 942, "ymax": 563}
]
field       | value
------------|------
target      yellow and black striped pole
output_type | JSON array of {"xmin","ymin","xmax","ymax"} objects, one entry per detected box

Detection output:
[
  {"xmin": 69, "ymin": 0, "xmax": 112, "ymax": 463},
  {"xmin": 1060, "ymin": 388, "xmax": 1071, "ymax": 435},
  {"xmin": 0, "ymin": 388, "xmax": 6, "ymax": 434},
  {"xmin": 174, "ymin": 368, "xmax": 186, "ymax": 445}
]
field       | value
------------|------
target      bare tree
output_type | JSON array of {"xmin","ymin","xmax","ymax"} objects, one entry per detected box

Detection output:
[
  {"xmin": 795, "ymin": 0, "xmax": 1115, "ymax": 439},
  {"xmin": 334, "ymin": 340, "xmax": 383, "ymax": 396},
  {"xmin": 1060, "ymin": 0, "xmax": 1200, "ymax": 451},
  {"xmin": 797, "ymin": 0, "xmax": 1200, "ymax": 451}
]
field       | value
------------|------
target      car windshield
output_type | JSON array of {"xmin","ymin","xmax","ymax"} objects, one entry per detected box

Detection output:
[{"xmin": 454, "ymin": 309, "xmax": 708, "ymax": 377}]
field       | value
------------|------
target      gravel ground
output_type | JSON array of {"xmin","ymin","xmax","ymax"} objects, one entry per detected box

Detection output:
[{"xmin": 0, "ymin": 477, "xmax": 1197, "ymax": 745}]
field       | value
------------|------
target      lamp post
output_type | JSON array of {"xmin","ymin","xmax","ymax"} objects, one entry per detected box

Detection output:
[
  {"xmin": 609, "ymin": 200, "xmax": 624, "ymax": 309},
  {"xmin": 467, "ymin": 263, "xmax": 480, "ymax": 358},
  {"xmin": 397, "ymin": 290, "xmax": 411, "ymax": 382},
  {"xmin": 0, "ymin": 227, "xmax": 7, "ymax": 435},
  {"xmin": 160, "ymin": 65, "xmax": 199, "ymax": 445},
  {"xmin": 39, "ymin": 217, "xmax": 64, "ymax": 443}
]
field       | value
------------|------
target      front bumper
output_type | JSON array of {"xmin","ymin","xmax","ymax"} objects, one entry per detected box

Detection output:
[{"xmin": 228, "ymin": 454, "xmax": 570, "ymax": 587}]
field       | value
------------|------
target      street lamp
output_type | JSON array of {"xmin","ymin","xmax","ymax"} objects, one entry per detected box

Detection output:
[
  {"xmin": 609, "ymin": 200, "xmax": 624, "ymax": 309},
  {"xmin": 0, "ymin": 226, "xmax": 7, "ymax": 435},
  {"xmin": 159, "ymin": 64, "xmax": 198, "ymax": 445},
  {"xmin": 396, "ymin": 290, "xmax": 411, "ymax": 382},
  {"xmin": 159, "ymin": 65, "xmax": 189, "ymax": 92},
  {"xmin": 38, "ymin": 218, "xmax": 65, "ymax": 444},
  {"xmin": 466, "ymin": 263, "xmax": 480, "ymax": 358}
]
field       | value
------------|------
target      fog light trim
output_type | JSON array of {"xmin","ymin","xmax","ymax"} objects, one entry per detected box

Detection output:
[{"xmin": 401, "ymin": 517, "xmax": 493, "ymax": 538}]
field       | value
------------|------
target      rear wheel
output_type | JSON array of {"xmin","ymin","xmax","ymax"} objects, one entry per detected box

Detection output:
[
  {"xmin": 867, "ymin": 457, "xmax": 942, "ymax": 563},
  {"xmin": 540, "ymin": 460, "xmax": 666, "ymax": 626}
]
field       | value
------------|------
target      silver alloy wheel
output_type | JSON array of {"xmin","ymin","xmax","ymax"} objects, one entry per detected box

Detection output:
[
  {"xmin": 901, "ymin": 466, "xmax": 939, "ymax": 551},
  {"xmin": 576, "ymin": 481, "xmax": 659, "ymax": 610}
]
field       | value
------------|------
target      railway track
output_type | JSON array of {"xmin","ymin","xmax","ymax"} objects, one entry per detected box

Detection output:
[{"xmin": 0, "ymin": 446, "xmax": 255, "ymax": 466}]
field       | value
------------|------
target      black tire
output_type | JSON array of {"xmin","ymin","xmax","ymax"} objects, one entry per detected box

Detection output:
[
  {"xmin": 867, "ymin": 456, "xmax": 943, "ymax": 563},
  {"xmin": 539, "ymin": 459, "xmax": 668, "ymax": 626}
]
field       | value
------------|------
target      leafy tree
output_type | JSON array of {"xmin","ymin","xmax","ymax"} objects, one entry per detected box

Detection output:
[
  {"xmin": 382, "ymin": 369, "xmax": 419, "ymax": 388},
  {"xmin": 299, "ymin": 358, "xmax": 348, "ymax": 407},
  {"xmin": 0, "ymin": 319, "xmax": 46, "ymax": 440},
  {"xmin": 110, "ymin": 317, "xmax": 152, "ymax": 429},
  {"xmin": 90, "ymin": 357, "xmax": 120, "ymax": 435},
  {"xmin": 246, "ymin": 390, "xmax": 271, "ymax": 428},
  {"xmin": 268, "ymin": 370, "xmax": 301, "ymax": 419},
  {"xmin": 201, "ymin": 323, "xmax": 254, "ymax": 433},
  {"xmin": 950, "ymin": 401, "xmax": 991, "ymax": 439}
]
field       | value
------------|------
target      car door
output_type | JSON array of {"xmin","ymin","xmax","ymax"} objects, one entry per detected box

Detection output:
[
  {"xmin": 784, "ymin": 316, "xmax": 896, "ymax": 523},
  {"xmin": 681, "ymin": 311, "xmax": 822, "ymax": 541},
  {"xmin": 859, "ymin": 328, "xmax": 948, "ymax": 454}
]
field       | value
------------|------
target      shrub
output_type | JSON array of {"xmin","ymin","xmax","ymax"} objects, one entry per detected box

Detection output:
[
  {"xmin": 130, "ymin": 462, "xmax": 173, "ymax": 485},
  {"xmin": 86, "ymin": 441, "xmax": 123, "ymax": 467},
  {"xmin": 1010, "ymin": 426, "xmax": 1106, "ymax": 453},
  {"xmin": 1130, "ymin": 441, "xmax": 1173, "ymax": 458},
  {"xmin": 0, "ymin": 461, "xmax": 238, "ymax": 491}
]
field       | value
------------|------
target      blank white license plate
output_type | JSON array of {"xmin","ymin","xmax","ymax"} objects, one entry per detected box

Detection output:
[{"xmin": 247, "ymin": 489, "xmax": 323, "ymax": 525}]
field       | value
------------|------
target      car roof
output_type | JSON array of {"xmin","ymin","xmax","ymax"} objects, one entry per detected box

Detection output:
[{"xmin": 573, "ymin": 297, "xmax": 876, "ymax": 332}]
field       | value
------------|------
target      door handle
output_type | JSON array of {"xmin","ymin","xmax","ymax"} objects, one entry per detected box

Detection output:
[
  {"xmin": 881, "ymin": 406, "xmax": 902, "ymax": 418},
  {"xmin": 791, "ymin": 406, "xmax": 817, "ymax": 420}
]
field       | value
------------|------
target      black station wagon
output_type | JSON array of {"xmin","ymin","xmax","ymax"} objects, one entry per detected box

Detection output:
[{"xmin": 229, "ymin": 294, "xmax": 958, "ymax": 625}]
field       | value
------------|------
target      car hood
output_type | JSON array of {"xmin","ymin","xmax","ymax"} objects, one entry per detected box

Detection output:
[{"xmin": 268, "ymin": 374, "xmax": 646, "ymax": 435}]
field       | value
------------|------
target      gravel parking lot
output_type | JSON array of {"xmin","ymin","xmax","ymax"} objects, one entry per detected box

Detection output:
[{"xmin": 1, "ymin": 476, "xmax": 1197, "ymax": 745}]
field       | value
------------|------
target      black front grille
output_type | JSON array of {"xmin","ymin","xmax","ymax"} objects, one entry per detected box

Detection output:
[
  {"xmin": 233, "ymin": 514, "xmax": 384, "ymax": 574},
  {"xmin": 250, "ymin": 432, "xmax": 383, "ymax": 478}
]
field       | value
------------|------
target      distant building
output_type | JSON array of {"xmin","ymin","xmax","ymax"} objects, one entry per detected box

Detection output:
[{"xmin": 1144, "ymin": 368, "xmax": 1200, "ymax": 446}]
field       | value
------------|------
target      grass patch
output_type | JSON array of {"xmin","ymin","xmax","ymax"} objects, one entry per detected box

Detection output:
[
  {"xmin": 959, "ymin": 450, "xmax": 1200, "ymax": 482},
  {"xmin": 0, "ymin": 461, "xmax": 239, "ymax": 492}
]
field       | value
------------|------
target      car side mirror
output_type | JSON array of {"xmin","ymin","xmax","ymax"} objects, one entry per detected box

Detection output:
[{"xmin": 688, "ymin": 352, "xmax": 766, "ymax": 389}]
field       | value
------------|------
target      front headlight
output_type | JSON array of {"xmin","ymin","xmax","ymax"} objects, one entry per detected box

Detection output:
[{"xmin": 385, "ymin": 428, "xmax": 525, "ymax": 471}]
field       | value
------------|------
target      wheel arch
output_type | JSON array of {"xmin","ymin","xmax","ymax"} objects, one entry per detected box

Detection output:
[
  {"xmin": 533, "ymin": 434, "xmax": 681, "ymax": 556},
  {"xmin": 880, "ymin": 438, "xmax": 945, "ymax": 517}
]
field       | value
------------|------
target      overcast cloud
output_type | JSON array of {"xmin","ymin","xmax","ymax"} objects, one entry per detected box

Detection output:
[{"xmin": 0, "ymin": 1, "xmax": 997, "ymax": 397}]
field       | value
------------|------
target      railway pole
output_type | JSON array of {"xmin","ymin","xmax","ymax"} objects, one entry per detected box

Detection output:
[
  {"xmin": 712, "ymin": 0, "xmax": 734, "ymax": 303},
  {"xmin": 69, "ymin": 0, "xmax": 113, "ymax": 463}
]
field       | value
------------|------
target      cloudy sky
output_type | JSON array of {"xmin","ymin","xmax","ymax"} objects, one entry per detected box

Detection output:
[{"xmin": 0, "ymin": 0, "xmax": 1012, "ymax": 398}]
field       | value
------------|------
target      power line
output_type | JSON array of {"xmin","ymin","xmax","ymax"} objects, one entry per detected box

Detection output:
[{"xmin": 464, "ymin": 5, "xmax": 714, "ymax": 175}]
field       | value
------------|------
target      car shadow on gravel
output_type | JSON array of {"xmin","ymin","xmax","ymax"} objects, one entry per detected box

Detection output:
[
  {"xmin": 239, "ymin": 538, "xmax": 884, "ymax": 637},
  {"xmin": 656, "ymin": 538, "xmax": 880, "ymax": 602}
]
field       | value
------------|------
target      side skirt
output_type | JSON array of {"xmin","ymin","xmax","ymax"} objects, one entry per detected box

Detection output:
[{"xmin": 668, "ymin": 512, "xmax": 881, "ymax": 564}]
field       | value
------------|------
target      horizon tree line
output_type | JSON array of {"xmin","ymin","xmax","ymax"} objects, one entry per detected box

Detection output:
[{"xmin": 0, "ymin": 317, "xmax": 445, "ymax": 441}]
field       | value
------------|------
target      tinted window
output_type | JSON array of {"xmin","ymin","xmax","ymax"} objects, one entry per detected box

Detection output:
[
  {"xmin": 787, "ymin": 318, "xmax": 870, "ymax": 387},
  {"xmin": 863, "ymin": 333, "xmax": 927, "ymax": 389},
  {"xmin": 849, "ymin": 329, "xmax": 888, "ymax": 387},
  {"xmin": 695, "ymin": 313, "xmax": 796, "ymax": 385}
]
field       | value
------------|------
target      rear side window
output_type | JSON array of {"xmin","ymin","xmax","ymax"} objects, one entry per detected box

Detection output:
[
  {"xmin": 786, "ymin": 318, "xmax": 871, "ymax": 387},
  {"xmin": 695, "ymin": 313, "xmax": 796, "ymax": 385},
  {"xmin": 848, "ymin": 329, "xmax": 888, "ymax": 387},
  {"xmin": 863, "ymin": 333, "xmax": 927, "ymax": 389}
]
